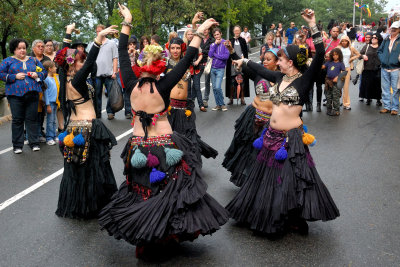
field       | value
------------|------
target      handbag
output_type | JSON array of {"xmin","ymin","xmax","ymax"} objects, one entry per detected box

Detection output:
[
  {"xmin": 204, "ymin": 57, "xmax": 213, "ymax": 75},
  {"xmin": 356, "ymin": 44, "xmax": 369, "ymax": 75},
  {"xmin": 109, "ymin": 77, "xmax": 124, "ymax": 112}
]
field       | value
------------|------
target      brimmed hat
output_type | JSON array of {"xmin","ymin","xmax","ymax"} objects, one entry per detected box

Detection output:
[
  {"xmin": 390, "ymin": 21, "xmax": 400, "ymax": 29},
  {"xmin": 71, "ymin": 40, "xmax": 88, "ymax": 49}
]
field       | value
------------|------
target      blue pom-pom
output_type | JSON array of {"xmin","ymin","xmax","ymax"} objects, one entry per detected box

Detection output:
[
  {"xmin": 58, "ymin": 131, "xmax": 68, "ymax": 142},
  {"xmin": 303, "ymin": 125, "xmax": 308, "ymax": 133},
  {"xmin": 131, "ymin": 148, "xmax": 147, "ymax": 168},
  {"xmin": 165, "ymin": 148, "xmax": 183, "ymax": 167},
  {"xmin": 150, "ymin": 168, "xmax": 166, "ymax": 184},
  {"xmin": 275, "ymin": 146, "xmax": 288, "ymax": 161},
  {"xmin": 253, "ymin": 136, "xmax": 263, "ymax": 150},
  {"xmin": 261, "ymin": 128, "xmax": 268, "ymax": 137},
  {"xmin": 73, "ymin": 133, "xmax": 85, "ymax": 146},
  {"xmin": 310, "ymin": 139, "xmax": 317, "ymax": 147}
]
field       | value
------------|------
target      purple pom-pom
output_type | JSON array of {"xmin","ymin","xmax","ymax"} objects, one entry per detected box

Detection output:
[
  {"xmin": 147, "ymin": 152, "xmax": 159, "ymax": 167},
  {"xmin": 150, "ymin": 168, "xmax": 166, "ymax": 184}
]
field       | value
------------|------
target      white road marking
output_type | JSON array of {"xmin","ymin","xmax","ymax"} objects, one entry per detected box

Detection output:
[{"xmin": 0, "ymin": 128, "xmax": 132, "ymax": 213}]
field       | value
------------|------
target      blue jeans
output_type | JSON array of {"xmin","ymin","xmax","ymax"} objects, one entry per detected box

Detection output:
[
  {"xmin": 381, "ymin": 69, "xmax": 400, "ymax": 111},
  {"xmin": 117, "ymin": 74, "xmax": 132, "ymax": 116},
  {"xmin": 95, "ymin": 76, "xmax": 114, "ymax": 117},
  {"xmin": 46, "ymin": 102, "xmax": 57, "ymax": 141},
  {"xmin": 210, "ymin": 67, "xmax": 225, "ymax": 106},
  {"xmin": 7, "ymin": 91, "xmax": 39, "ymax": 149},
  {"xmin": 190, "ymin": 67, "xmax": 205, "ymax": 107},
  {"xmin": 203, "ymin": 71, "xmax": 211, "ymax": 101}
]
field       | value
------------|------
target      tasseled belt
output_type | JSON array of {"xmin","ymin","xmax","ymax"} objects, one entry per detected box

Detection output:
[
  {"xmin": 168, "ymin": 98, "xmax": 192, "ymax": 117},
  {"xmin": 253, "ymin": 124, "xmax": 317, "ymax": 161},
  {"xmin": 255, "ymin": 109, "xmax": 271, "ymax": 123}
]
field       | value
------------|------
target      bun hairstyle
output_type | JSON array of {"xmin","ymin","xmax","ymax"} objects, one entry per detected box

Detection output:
[{"xmin": 277, "ymin": 45, "xmax": 308, "ymax": 72}]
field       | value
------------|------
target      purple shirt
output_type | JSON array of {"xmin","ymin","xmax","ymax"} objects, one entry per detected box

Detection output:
[
  {"xmin": 324, "ymin": 61, "xmax": 345, "ymax": 79},
  {"xmin": 0, "ymin": 56, "xmax": 47, "ymax": 96},
  {"xmin": 208, "ymin": 39, "xmax": 230, "ymax": 69}
]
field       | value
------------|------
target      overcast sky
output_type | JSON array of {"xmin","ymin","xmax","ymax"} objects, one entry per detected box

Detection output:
[{"xmin": 386, "ymin": 0, "xmax": 398, "ymax": 12}]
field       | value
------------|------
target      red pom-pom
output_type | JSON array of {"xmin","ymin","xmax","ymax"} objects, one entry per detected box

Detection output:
[{"xmin": 140, "ymin": 59, "xmax": 167, "ymax": 76}]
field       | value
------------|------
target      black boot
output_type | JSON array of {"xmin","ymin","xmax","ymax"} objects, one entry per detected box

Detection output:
[{"xmin": 316, "ymin": 102, "xmax": 321, "ymax": 112}]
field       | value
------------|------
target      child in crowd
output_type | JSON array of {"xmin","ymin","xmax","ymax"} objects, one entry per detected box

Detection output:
[
  {"xmin": 322, "ymin": 48, "xmax": 346, "ymax": 116},
  {"xmin": 43, "ymin": 61, "xmax": 60, "ymax": 145}
]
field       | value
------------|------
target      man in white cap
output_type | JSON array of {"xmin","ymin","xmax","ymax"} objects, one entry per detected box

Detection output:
[{"xmin": 378, "ymin": 21, "xmax": 400, "ymax": 115}]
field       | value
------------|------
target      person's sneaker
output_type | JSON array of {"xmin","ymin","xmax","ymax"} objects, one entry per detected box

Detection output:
[
  {"xmin": 221, "ymin": 105, "xmax": 228, "ymax": 111},
  {"xmin": 203, "ymin": 100, "xmax": 208, "ymax": 108},
  {"xmin": 376, "ymin": 100, "xmax": 382, "ymax": 106},
  {"xmin": 343, "ymin": 106, "xmax": 351, "ymax": 110},
  {"xmin": 24, "ymin": 140, "xmax": 29, "ymax": 145},
  {"xmin": 391, "ymin": 110, "xmax": 398, "ymax": 115},
  {"xmin": 125, "ymin": 114, "xmax": 132, "ymax": 119},
  {"xmin": 32, "ymin": 146, "xmax": 40, "ymax": 152},
  {"xmin": 200, "ymin": 106, "xmax": 207, "ymax": 112},
  {"xmin": 54, "ymin": 137, "xmax": 59, "ymax": 142},
  {"xmin": 39, "ymin": 136, "xmax": 46, "ymax": 143},
  {"xmin": 47, "ymin": 140, "xmax": 56, "ymax": 146},
  {"xmin": 212, "ymin": 106, "xmax": 221, "ymax": 111},
  {"xmin": 380, "ymin": 108, "xmax": 390, "ymax": 113},
  {"xmin": 13, "ymin": 148, "xmax": 22, "ymax": 154},
  {"xmin": 107, "ymin": 114, "xmax": 115, "ymax": 120}
]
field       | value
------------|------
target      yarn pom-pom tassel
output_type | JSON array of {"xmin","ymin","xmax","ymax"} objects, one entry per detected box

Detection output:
[
  {"xmin": 275, "ymin": 138, "xmax": 287, "ymax": 161},
  {"xmin": 303, "ymin": 124, "xmax": 308, "ymax": 133},
  {"xmin": 253, "ymin": 128, "xmax": 268, "ymax": 150},
  {"xmin": 146, "ymin": 152, "xmax": 160, "ymax": 167},
  {"xmin": 310, "ymin": 138, "xmax": 317, "ymax": 147},
  {"xmin": 185, "ymin": 109, "xmax": 192, "ymax": 117},
  {"xmin": 63, "ymin": 132, "xmax": 75, "ymax": 147},
  {"xmin": 150, "ymin": 168, "xmax": 166, "ymax": 184},
  {"xmin": 73, "ymin": 133, "xmax": 85, "ymax": 146},
  {"xmin": 302, "ymin": 133, "xmax": 315, "ymax": 146},
  {"xmin": 253, "ymin": 136, "xmax": 263, "ymax": 150},
  {"xmin": 58, "ymin": 131, "xmax": 68, "ymax": 144},
  {"xmin": 131, "ymin": 148, "xmax": 147, "ymax": 168},
  {"xmin": 165, "ymin": 147, "xmax": 183, "ymax": 167}
]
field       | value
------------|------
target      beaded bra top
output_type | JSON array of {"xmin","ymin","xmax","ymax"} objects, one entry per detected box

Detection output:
[
  {"xmin": 269, "ymin": 75, "xmax": 302, "ymax": 106},
  {"xmin": 255, "ymin": 79, "xmax": 272, "ymax": 102}
]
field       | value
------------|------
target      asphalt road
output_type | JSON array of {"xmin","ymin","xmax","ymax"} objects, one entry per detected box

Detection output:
[{"xmin": 0, "ymin": 50, "xmax": 399, "ymax": 266}]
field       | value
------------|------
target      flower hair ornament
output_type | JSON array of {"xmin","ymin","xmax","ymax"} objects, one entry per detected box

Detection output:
[
  {"xmin": 55, "ymin": 47, "xmax": 77, "ymax": 67},
  {"xmin": 284, "ymin": 45, "xmax": 308, "ymax": 71},
  {"xmin": 136, "ymin": 44, "xmax": 167, "ymax": 76},
  {"xmin": 296, "ymin": 45, "xmax": 308, "ymax": 67}
]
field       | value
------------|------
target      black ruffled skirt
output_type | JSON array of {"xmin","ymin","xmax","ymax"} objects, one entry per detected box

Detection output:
[
  {"xmin": 98, "ymin": 132, "xmax": 228, "ymax": 246},
  {"xmin": 56, "ymin": 119, "xmax": 118, "ymax": 219},
  {"xmin": 226, "ymin": 126, "xmax": 340, "ymax": 234},
  {"xmin": 168, "ymin": 99, "xmax": 218, "ymax": 165},
  {"xmin": 359, "ymin": 69, "xmax": 381, "ymax": 100},
  {"xmin": 222, "ymin": 105, "xmax": 270, "ymax": 187}
]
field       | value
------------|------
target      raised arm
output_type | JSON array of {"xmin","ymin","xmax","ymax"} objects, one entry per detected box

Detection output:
[
  {"xmin": 62, "ymin": 24, "xmax": 76, "ymax": 49},
  {"xmin": 118, "ymin": 32, "xmax": 138, "ymax": 95}
]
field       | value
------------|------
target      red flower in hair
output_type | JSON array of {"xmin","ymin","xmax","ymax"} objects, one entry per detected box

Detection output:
[
  {"xmin": 181, "ymin": 43, "xmax": 187, "ymax": 53},
  {"xmin": 54, "ymin": 47, "xmax": 68, "ymax": 67},
  {"xmin": 140, "ymin": 59, "xmax": 167, "ymax": 76}
]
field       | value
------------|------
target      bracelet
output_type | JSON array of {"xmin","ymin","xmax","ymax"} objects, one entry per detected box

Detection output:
[
  {"xmin": 63, "ymin": 38, "xmax": 72, "ymax": 44},
  {"xmin": 243, "ymin": 58, "xmax": 250, "ymax": 66},
  {"xmin": 121, "ymin": 20, "xmax": 133, "ymax": 28},
  {"xmin": 93, "ymin": 38, "xmax": 102, "ymax": 47},
  {"xmin": 193, "ymin": 31, "xmax": 205, "ymax": 39},
  {"xmin": 313, "ymin": 36, "xmax": 323, "ymax": 45},
  {"xmin": 310, "ymin": 25, "xmax": 319, "ymax": 35}
]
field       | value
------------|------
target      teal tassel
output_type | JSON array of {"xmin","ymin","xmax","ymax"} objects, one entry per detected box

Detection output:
[
  {"xmin": 73, "ymin": 133, "xmax": 85, "ymax": 146},
  {"xmin": 131, "ymin": 148, "xmax": 147, "ymax": 168},
  {"xmin": 310, "ymin": 139, "xmax": 317, "ymax": 147},
  {"xmin": 58, "ymin": 131, "xmax": 67, "ymax": 142},
  {"xmin": 275, "ymin": 138, "xmax": 287, "ymax": 161},
  {"xmin": 165, "ymin": 148, "xmax": 183, "ymax": 167},
  {"xmin": 150, "ymin": 168, "xmax": 166, "ymax": 184},
  {"xmin": 303, "ymin": 125, "xmax": 308, "ymax": 133}
]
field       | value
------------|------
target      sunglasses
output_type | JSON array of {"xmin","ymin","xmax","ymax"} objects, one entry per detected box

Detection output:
[{"xmin": 372, "ymin": 36, "xmax": 378, "ymax": 39}]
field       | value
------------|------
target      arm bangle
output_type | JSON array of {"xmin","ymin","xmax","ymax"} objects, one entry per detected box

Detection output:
[
  {"xmin": 243, "ymin": 58, "xmax": 250, "ymax": 66},
  {"xmin": 63, "ymin": 38, "xmax": 72, "ymax": 44},
  {"xmin": 121, "ymin": 21, "xmax": 133, "ymax": 28},
  {"xmin": 313, "ymin": 36, "xmax": 323, "ymax": 45},
  {"xmin": 310, "ymin": 25, "xmax": 319, "ymax": 35},
  {"xmin": 94, "ymin": 38, "xmax": 102, "ymax": 47},
  {"xmin": 193, "ymin": 31, "xmax": 205, "ymax": 39}
]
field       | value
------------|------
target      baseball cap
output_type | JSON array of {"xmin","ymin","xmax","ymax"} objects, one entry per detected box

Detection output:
[{"xmin": 390, "ymin": 21, "xmax": 400, "ymax": 29}]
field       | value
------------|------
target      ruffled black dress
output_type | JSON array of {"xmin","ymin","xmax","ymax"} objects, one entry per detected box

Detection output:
[
  {"xmin": 56, "ymin": 34, "xmax": 117, "ymax": 219},
  {"xmin": 99, "ymin": 33, "xmax": 228, "ymax": 248}
]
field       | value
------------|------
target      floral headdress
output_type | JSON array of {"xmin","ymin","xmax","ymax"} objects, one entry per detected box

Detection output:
[
  {"xmin": 136, "ymin": 44, "xmax": 166, "ymax": 76},
  {"xmin": 55, "ymin": 47, "xmax": 77, "ymax": 67}
]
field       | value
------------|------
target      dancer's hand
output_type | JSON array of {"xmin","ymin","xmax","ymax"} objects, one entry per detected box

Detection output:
[
  {"xmin": 197, "ymin": 18, "xmax": 219, "ymax": 33},
  {"xmin": 97, "ymin": 25, "xmax": 119, "ymax": 42},
  {"xmin": 66, "ymin": 23, "xmax": 76, "ymax": 34},
  {"xmin": 192, "ymin": 12, "xmax": 204, "ymax": 25},
  {"xmin": 118, "ymin": 2, "xmax": 132, "ymax": 23},
  {"xmin": 301, "ymin": 9, "xmax": 316, "ymax": 27}
]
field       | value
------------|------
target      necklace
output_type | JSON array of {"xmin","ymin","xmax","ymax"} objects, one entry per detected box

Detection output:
[{"xmin": 283, "ymin": 72, "xmax": 302, "ymax": 82}]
